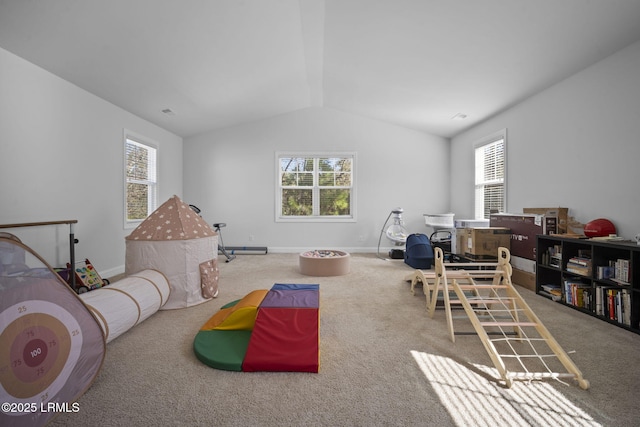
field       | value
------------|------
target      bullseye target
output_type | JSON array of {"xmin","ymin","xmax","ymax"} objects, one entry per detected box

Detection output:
[
  {"xmin": 0, "ymin": 301, "xmax": 82, "ymax": 403},
  {"xmin": 0, "ymin": 234, "xmax": 105, "ymax": 427}
]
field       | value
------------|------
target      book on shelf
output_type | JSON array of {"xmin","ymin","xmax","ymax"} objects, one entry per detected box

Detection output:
[
  {"xmin": 543, "ymin": 245, "xmax": 562, "ymax": 267},
  {"xmin": 595, "ymin": 286, "xmax": 631, "ymax": 326},
  {"xmin": 545, "ymin": 245, "xmax": 561, "ymax": 257},
  {"xmin": 541, "ymin": 283, "xmax": 561, "ymax": 292},
  {"xmin": 596, "ymin": 265, "xmax": 615, "ymax": 280},
  {"xmin": 615, "ymin": 258, "xmax": 630, "ymax": 283},
  {"xmin": 597, "ymin": 259, "xmax": 631, "ymax": 284},
  {"xmin": 566, "ymin": 256, "xmax": 592, "ymax": 276},
  {"xmin": 539, "ymin": 291, "xmax": 562, "ymax": 302},
  {"xmin": 566, "ymin": 264, "xmax": 591, "ymax": 276},
  {"xmin": 623, "ymin": 290, "xmax": 631, "ymax": 326},
  {"xmin": 539, "ymin": 285, "xmax": 562, "ymax": 301},
  {"xmin": 563, "ymin": 280, "xmax": 590, "ymax": 308},
  {"xmin": 568, "ymin": 256, "xmax": 591, "ymax": 267}
]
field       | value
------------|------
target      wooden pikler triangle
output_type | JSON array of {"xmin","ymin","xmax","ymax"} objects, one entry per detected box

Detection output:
[{"xmin": 407, "ymin": 247, "xmax": 589, "ymax": 389}]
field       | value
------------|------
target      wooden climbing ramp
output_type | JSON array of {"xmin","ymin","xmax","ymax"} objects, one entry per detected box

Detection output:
[{"xmin": 407, "ymin": 247, "xmax": 589, "ymax": 389}]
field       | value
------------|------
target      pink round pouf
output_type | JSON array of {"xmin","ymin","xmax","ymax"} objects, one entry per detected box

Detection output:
[{"xmin": 299, "ymin": 250, "xmax": 351, "ymax": 276}]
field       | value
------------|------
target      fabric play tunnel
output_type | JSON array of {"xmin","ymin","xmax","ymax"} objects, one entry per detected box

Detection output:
[
  {"xmin": 79, "ymin": 269, "xmax": 170, "ymax": 343},
  {"xmin": 194, "ymin": 284, "xmax": 320, "ymax": 373}
]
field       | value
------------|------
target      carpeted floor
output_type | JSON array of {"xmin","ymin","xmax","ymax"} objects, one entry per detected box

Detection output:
[{"xmin": 49, "ymin": 253, "xmax": 640, "ymax": 426}]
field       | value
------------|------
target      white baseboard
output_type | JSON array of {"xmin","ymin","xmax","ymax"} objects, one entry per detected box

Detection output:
[
  {"xmin": 100, "ymin": 265, "xmax": 125, "ymax": 280},
  {"xmin": 267, "ymin": 246, "xmax": 393, "ymax": 254},
  {"xmin": 102, "ymin": 247, "xmax": 401, "ymax": 277}
]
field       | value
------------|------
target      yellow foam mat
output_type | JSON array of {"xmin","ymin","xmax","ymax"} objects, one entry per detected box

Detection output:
[{"xmin": 200, "ymin": 289, "xmax": 268, "ymax": 331}]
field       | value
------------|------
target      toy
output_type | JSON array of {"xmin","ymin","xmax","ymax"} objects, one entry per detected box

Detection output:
[
  {"xmin": 583, "ymin": 218, "xmax": 616, "ymax": 238},
  {"xmin": 67, "ymin": 258, "xmax": 110, "ymax": 294}
]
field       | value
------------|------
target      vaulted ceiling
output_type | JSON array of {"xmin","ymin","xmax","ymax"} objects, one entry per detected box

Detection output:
[{"xmin": 2, "ymin": 0, "xmax": 640, "ymax": 139}]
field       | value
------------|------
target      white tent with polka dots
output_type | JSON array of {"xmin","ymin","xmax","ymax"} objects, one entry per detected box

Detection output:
[{"xmin": 125, "ymin": 195, "xmax": 219, "ymax": 309}]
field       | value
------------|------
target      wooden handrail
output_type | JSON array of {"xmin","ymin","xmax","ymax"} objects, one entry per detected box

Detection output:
[
  {"xmin": 0, "ymin": 220, "xmax": 78, "ymax": 229},
  {"xmin": 0, "ymin": 220, "xmax": 79, "ymax": 290}
]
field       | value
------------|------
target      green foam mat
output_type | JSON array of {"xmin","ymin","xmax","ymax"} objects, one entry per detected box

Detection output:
[{"xmin": 193, "ymin": 329, "xmax": 252, "ymax": 371}]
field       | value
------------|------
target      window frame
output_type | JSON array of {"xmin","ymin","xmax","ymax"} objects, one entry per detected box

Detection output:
[
  {"xmin": 275, "ymin": 151, "xmax": 357, "ymax": 223},
  {"xmin": 474, "ymin": 129, "xmax": 507, "ymax": 220},
  {"xmin": 124, "ymin": 130, "xmax": 158, "ymax": 229}
]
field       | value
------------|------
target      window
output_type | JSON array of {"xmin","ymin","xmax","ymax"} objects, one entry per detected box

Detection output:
[
  {"xmin": 276, "ymin": 152, "xmax": 356, "ymax": 222},
  {"xmin": 475, "ymin": 130, "xmax": 506, "ymax": 219},
  {"xmin": 124, "ymin": 132, "xmax": 157, "ymax": 225}
]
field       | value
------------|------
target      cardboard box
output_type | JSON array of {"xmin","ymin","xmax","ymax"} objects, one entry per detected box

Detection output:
[
  {"xmin": 461, "ymin": 227, "xmax": 511, "ymax": 258},
  {"xmin": 523, "ymin": 207, "xmax": 569, "ymax": 234},
  {"xmin": 453, "ymin": 219, "xmax": 489, "ymax": 228},
  {"xmin": 511, "ymin": 268, "xmax": 536, "ymax": 292},
  {"xmin": 452, "ymin": 221, "xmax": 490, "ymax": 254},
  {"xmin": 511, "ymin": 255, "xmax": 536, "ymax": 274},
  {"xmin": 452, "ymin": 228, "xmax": 466, "ymax": 255},
  {"xmin": 489, "ymin": 213, "xmax": 556, "ymax": 261}
]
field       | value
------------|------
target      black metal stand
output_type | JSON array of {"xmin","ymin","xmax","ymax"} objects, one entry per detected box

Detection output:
[{"xmin": 213, "ymin": 223, "xmax": 236, "ymax": 262}]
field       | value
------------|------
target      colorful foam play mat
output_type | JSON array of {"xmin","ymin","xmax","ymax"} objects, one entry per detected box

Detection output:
[{"xmin": 193, "ymin": 284, "xmax": 319, "ymax": 372}]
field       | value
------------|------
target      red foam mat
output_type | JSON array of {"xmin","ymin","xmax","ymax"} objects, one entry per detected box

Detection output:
[{"xmin": 242, "ymin": 307, "xmax": 319, "ymax": 373}]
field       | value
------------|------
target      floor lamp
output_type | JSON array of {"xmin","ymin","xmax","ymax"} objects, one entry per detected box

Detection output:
[{"xmin": 376, "ymin": 207, "xmax": 408, "ymax": 260}]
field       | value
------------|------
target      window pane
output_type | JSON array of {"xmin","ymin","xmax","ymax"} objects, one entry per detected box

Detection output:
[
  {"xmin": 298, "ymin": 172, "xmax": 313, "ymax": 186},
  {"xmin": 125, "ymin": 136, "xmax": 157, "ymax": 224},
  {"xmin": 282, "ymin": 171, "xmax": 313, "ymax": 186},
  {"xmin": 126, "ymin": 144, "xmax": 150, "ymax": 180},
  {"xmin": 282, "ymin": 172, "xmax": 297, "ymax": 186},
  {"xmin": 127, "ymin": 183, "xmax": 149, "ymax": 220},
  {"xmin": 476, "ymin": 139, "xmax": 504, "ymax": 185},
  {"xmin": 320, "ymin": 189, "xmax": 350, "ymax": 215},
  {"xmin": 318, "ymin": 158, "xmax": 352, "ymax": 187},
  {"xmin": 484, "ymin": 184, "xmax": 504, "ymax": 216},
  {"xmin": 319, "ymin": 172, "xmax": 352, "ymax": 187},
  {"xmin": 282, "ymin": 189, "xmax": 313, "ymax": 216},
  {"xmin": 318, "ymin": 158, "xmax": 334, "ymax": 171},
  {"xmin": 475, "ymin": 134, "xmax": 505, "ymax": 219},
  {"xmin": 318, "ymin": 172, "xmax": 334, "ymax": 186},
  {"xmin": 484, "ymin": 141, "xmax": 504, "ymax": 182},
  {"xmin": 281, "ymin": 157, "xmax": 313, "ymax": 172},
  {"xmin": 336, "ymin": 172, "xmax": 351, "ymax": 186},
  {"xmin": 320, "ymin": 157, "xmax": 351, "ymax": 172}
]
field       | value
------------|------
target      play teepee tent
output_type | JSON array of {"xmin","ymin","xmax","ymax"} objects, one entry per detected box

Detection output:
[{"xmin": 125, "ymin": 195, "xmax": 219, "ymax": 310}]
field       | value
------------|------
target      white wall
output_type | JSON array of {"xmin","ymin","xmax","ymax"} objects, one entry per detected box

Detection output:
[
  {"xmin": 184, "ymin": 107, "xmax": 449, "ymax": 252},
  {"xmin": 7, "ymin": 35, "xmax": 638, "ymax": 267},
  {"xmin": 0, "ymin": 47, "xmax": 183, "ymax": 276},
  {"xmin": 450, "ymin": 39, "xmax": 640, "ymax": 240}
]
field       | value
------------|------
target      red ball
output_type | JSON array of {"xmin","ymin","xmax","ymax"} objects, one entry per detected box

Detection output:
[{"xmin": 583, "ymin": 218, "xmax": 616, "ymax": 238}]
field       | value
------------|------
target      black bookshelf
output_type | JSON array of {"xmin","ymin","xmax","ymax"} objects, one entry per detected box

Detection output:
[{"xmin": 536, "ymin": 235, "xmax": 640, "ymax": 333}]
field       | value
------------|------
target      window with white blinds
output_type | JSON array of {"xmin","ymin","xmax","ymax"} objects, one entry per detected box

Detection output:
[
  {"xmin": 276, "ymin": 152, "xmax": 356, "ymax": 222},
  {"xmin": 475, "ymin": 131, "xmax": 506, "ymax": 219},
  {"xmin": 124, "ymin": 133, "xmax": 157, "ymax": 225}
]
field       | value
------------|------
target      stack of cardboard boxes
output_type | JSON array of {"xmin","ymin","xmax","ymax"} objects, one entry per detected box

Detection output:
[
  {"xmin": 454, "ymin": 227, "xmax": 511, "ymax": 259},
  {"xmin": 452, "ymin": 208, "xmax": 569, "ymax": 291},
  {"xmin": 491, "ymin": 208, "xmax": 568, "ymax": 290}
]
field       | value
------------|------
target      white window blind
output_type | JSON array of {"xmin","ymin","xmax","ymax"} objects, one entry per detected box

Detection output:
[
  {"xmin": 125, "ymin": 136, "xmax": 157, "ymax": 223},
  {"xmin": 475, "ymin": 132, "xmax": 506, "ymax": 219},
  {"xmin": 276, "ymin": 153, "xmax": 356, "ymax": 222}
]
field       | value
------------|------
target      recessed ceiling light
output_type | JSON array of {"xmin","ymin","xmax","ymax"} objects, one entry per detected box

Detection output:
[
  {"xmin": 161, "ymin": 108, "xmax": 176, "ymax": 116},
  {"xmin": 451, "ymin": 113, "xmax": 467, "ymax": 120}
]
